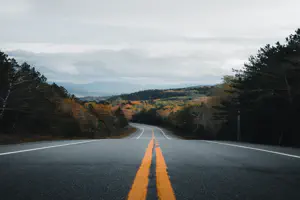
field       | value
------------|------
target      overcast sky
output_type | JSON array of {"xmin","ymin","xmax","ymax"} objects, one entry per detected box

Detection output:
[{"xmin": 1, "ymin": 0, "xmax": 300, "ymax": 96}]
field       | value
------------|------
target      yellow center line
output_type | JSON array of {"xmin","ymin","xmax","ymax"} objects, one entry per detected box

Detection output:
[
  {"xmin": 127, "ymin": 138, "xmax": 154, "ymax": 200},
  {"xmin": 127, "ymin": 129, "xmax": 176, "ymax": 200},
  {"xmin": 156, "ymin": 142, "xmax": 176, "ymax": 200}
]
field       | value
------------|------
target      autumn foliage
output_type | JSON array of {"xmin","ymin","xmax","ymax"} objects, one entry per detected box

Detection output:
[{"xmin": 0, "ymin": 52, "xmax": 129, "ymax": 140}]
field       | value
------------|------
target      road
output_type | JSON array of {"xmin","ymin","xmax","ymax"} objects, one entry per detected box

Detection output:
[{"xmin": 1, "ymin": 123, "xmax": 300, "ymax": 200}]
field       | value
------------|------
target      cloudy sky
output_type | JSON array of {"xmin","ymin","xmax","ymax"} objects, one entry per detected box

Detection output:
[{"xmin": 1, "ymin": 0, "xmax": 300, "ymax": 96}]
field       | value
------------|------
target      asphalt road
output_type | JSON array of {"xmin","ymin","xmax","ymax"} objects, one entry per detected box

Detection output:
[{"xmin": 1, "ymin": 123, "xmax": 300, "ymax": 200}]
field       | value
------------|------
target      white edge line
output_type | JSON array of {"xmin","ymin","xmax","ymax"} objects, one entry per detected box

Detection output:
[
  {"xmin": 206, "ymin": 141, "xmax": 300, "ymax": 159},
  {"xmin": 157, "ymin": 127, "xmax": 171, "ymax": 140},
  {"xmin": 136, "ymin": 128, "xmax": 145, "ymax": 139},
  {"xmin": 0, "ymin": 140, "xmax": 95, "ymax": 156}
]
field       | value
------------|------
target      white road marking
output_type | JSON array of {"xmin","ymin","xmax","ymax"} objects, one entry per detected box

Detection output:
[
  {"xmin": 136, "ymin": 128, "xmax": 145, "ymax": 139},
  {"xmin": 0, "ymin": 140, "xmax": 95, "ymax": 156},
  {"xmin": 157, "ymin": 127, "xmax": 171, "ymax": 140},
  {"xmin": 206, "ymin": 141, "xmax": 300, "ymax": 159},
  {"xmin": 134, "ymin": 137, "xmax": 153, "ymax": 140}
]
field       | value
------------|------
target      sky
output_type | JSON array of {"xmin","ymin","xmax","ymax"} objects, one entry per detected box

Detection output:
[{"xmin": 1, "ymin": 0, "xmax": 300, "ymax": 96}]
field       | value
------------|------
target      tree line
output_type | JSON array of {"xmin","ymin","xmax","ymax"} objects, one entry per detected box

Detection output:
[
  {"xmin": 216, "ymin": 29, "xmax": 300, "ymax": 146},
  {"xmin": 131, "ymin": 28, "xmax": 300, "ymax": 147},
  {"xmin": 108, "ymin": 86, "xmax": 212, "ymax": 101},
  {"xmin": 0, "ymin": 52, "xmax": 128, "ymax": 141}
]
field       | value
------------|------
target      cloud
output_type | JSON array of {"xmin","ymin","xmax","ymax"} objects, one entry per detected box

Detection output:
[
  {"xmin": 6, "ymin": 48, "xmax": 229, "ymax": 83},
  {"xmin": 1, "ymin": 0, "xmax": 300, "ymax": 95},
  {"xmin": 0, "ymin": 0, "xmax": 32, "ymax": 15}
]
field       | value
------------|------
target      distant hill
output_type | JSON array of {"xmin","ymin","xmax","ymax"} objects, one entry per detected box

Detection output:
[
  {"xmin": 79, "ymin": 96, "xmax": 111, "ymax": 102},
  {"xmin": 50, "ymin": 80, "xmax": 217, "ymax": 97},
  {"xmin": 108, "ymin": 85, "xmax": 214, "ymax": 101}
]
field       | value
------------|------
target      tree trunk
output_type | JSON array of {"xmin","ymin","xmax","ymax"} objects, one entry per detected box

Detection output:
[
  {"xmin": 0, "ymin": 82, "xmax": 12, "ymax": 120},
  {"xmin": 278, "ymin": 131, "xmax": 284, "ymax": 146},
  {"xmin": 284, "ymin": 74, "xmax": 293, "ymax": 104},
  {"xmin": 11, "ymin": 113, "xmax": 19, "ymax": 133}
]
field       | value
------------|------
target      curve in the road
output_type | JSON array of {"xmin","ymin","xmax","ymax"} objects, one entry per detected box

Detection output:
[{"xmin": 135, "ymin": 128, "xmax": 145, "ymax": 139}]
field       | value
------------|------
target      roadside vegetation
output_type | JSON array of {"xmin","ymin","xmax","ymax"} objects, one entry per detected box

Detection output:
[
  {"xmin": 111, "ymin": 29, "xmax": 300, "ymax": 147},
  {"xmin": 0, "ymin": 52, "xmax": 130, "ymax": 143},
  {"xmin": 2, "ymin": 28, "xmax": 300, "ymax": 147},
  {"xmin": 108, "ymin": 86, "xmax": 213, "ymax": 101}
]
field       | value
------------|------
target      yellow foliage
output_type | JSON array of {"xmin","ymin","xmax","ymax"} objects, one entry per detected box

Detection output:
[
  {"xmin": 130, "ymin": 101, "xmax": 141, "ymax": 105},
  {"xmin": 112, "ymin": 105, "xmax": 120, "ymax": 112},
  {"xmin": 94, "ymin": 104, "xmax": 112, "ymax": 115},
  {"xmin": 123, "ymin": 104, "xmax": 132, "ymax": 109},
  {"xmin": 60, "ymin": 98, "xmax": 98, "ymax": 132}
]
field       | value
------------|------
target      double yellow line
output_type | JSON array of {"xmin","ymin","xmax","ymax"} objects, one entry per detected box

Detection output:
[{"xmin": 127, "ymin": 130, "xmax": 176, "ymax": 200}]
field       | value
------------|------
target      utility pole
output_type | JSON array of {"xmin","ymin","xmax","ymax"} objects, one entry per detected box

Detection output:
[{"xmin": 237, "ymin": 110, "xmax": 241, "ymax": 141}]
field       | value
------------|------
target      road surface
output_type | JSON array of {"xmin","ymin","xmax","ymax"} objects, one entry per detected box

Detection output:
[{"xmin": 0, "ymin": 123, "xmax": 300, "ymax": 200}]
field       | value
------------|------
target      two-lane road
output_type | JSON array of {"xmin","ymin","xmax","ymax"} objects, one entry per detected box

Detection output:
[{"xmin": 1, "ymin": 124, "xmax": 300, "ymax": 200}]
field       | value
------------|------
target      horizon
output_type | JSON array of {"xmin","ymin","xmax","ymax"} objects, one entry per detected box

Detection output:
[
  {"xmin": 2, "ymin": 0, "xmax": 300, "ymax": 96},
  {"xmin": 76, "ymin": 83, "xmax": 215, "ymax": 98}
]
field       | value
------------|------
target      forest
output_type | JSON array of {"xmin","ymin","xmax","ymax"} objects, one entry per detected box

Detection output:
[
  {"xmin": 2, "ymin": 28, "xmax": 300, "ymax": 147},
  {"xmin": 108, "ymin": 86, "xmax": 213, "ymax": 101},
  {"xmin": 0, "ymin": 52, "xmax": 130, "ymax": 143},
  {"xmin": 126, "ymin": 29, "xmax": 300, "ymax": 147},
  {"xmin": 216, "ymin": 29, "xmax": 300, "ymax": 146}
]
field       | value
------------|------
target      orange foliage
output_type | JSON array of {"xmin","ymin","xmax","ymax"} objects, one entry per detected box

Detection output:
[
  {"xmin": 171, "ymin": 105, "xmax": 183, "ymax": 112},
  {"xmin": 130, "ymin": 101, "xmax": 142, "ymax": 105},
  {"xmin": 123, "ymin": 104, "xmax": 133, "ymax": 109},
  {"xmin": 89, "ymin": 103, "xmax": 112, "ymax": 115},
  {"xmin": 60, "ymin": 99, "xmax": 98, "ymax": 132},
  {"xmin": 122, "ymin": 109, "xmax": 134, "ymax": 120},
  {"xmin": 112, "ymin": 105, "xmax": 120, "ymax": 112},
  {"xmin": 157, "ymin": 109, "xmax": 170, "ymax": 118}
]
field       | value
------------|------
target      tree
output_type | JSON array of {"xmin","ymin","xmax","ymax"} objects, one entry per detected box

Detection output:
[
  {"xmin": 222, "ymin": 75, "xmax": 235, "ymax": 85},
  {"xmin": 215, "ymin": 28, "xmax": 300, "ymax": 146},
  {"xmin": 115, "ymin": 107, "xmax": 128, "ymax": 128},
  {"xmin": 0, "ymin": 58, "xmax": 47, "ymax": 120},
  {"xmin": 0, "ymin": 52, "xmax": 80, "ymax": 137}
]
